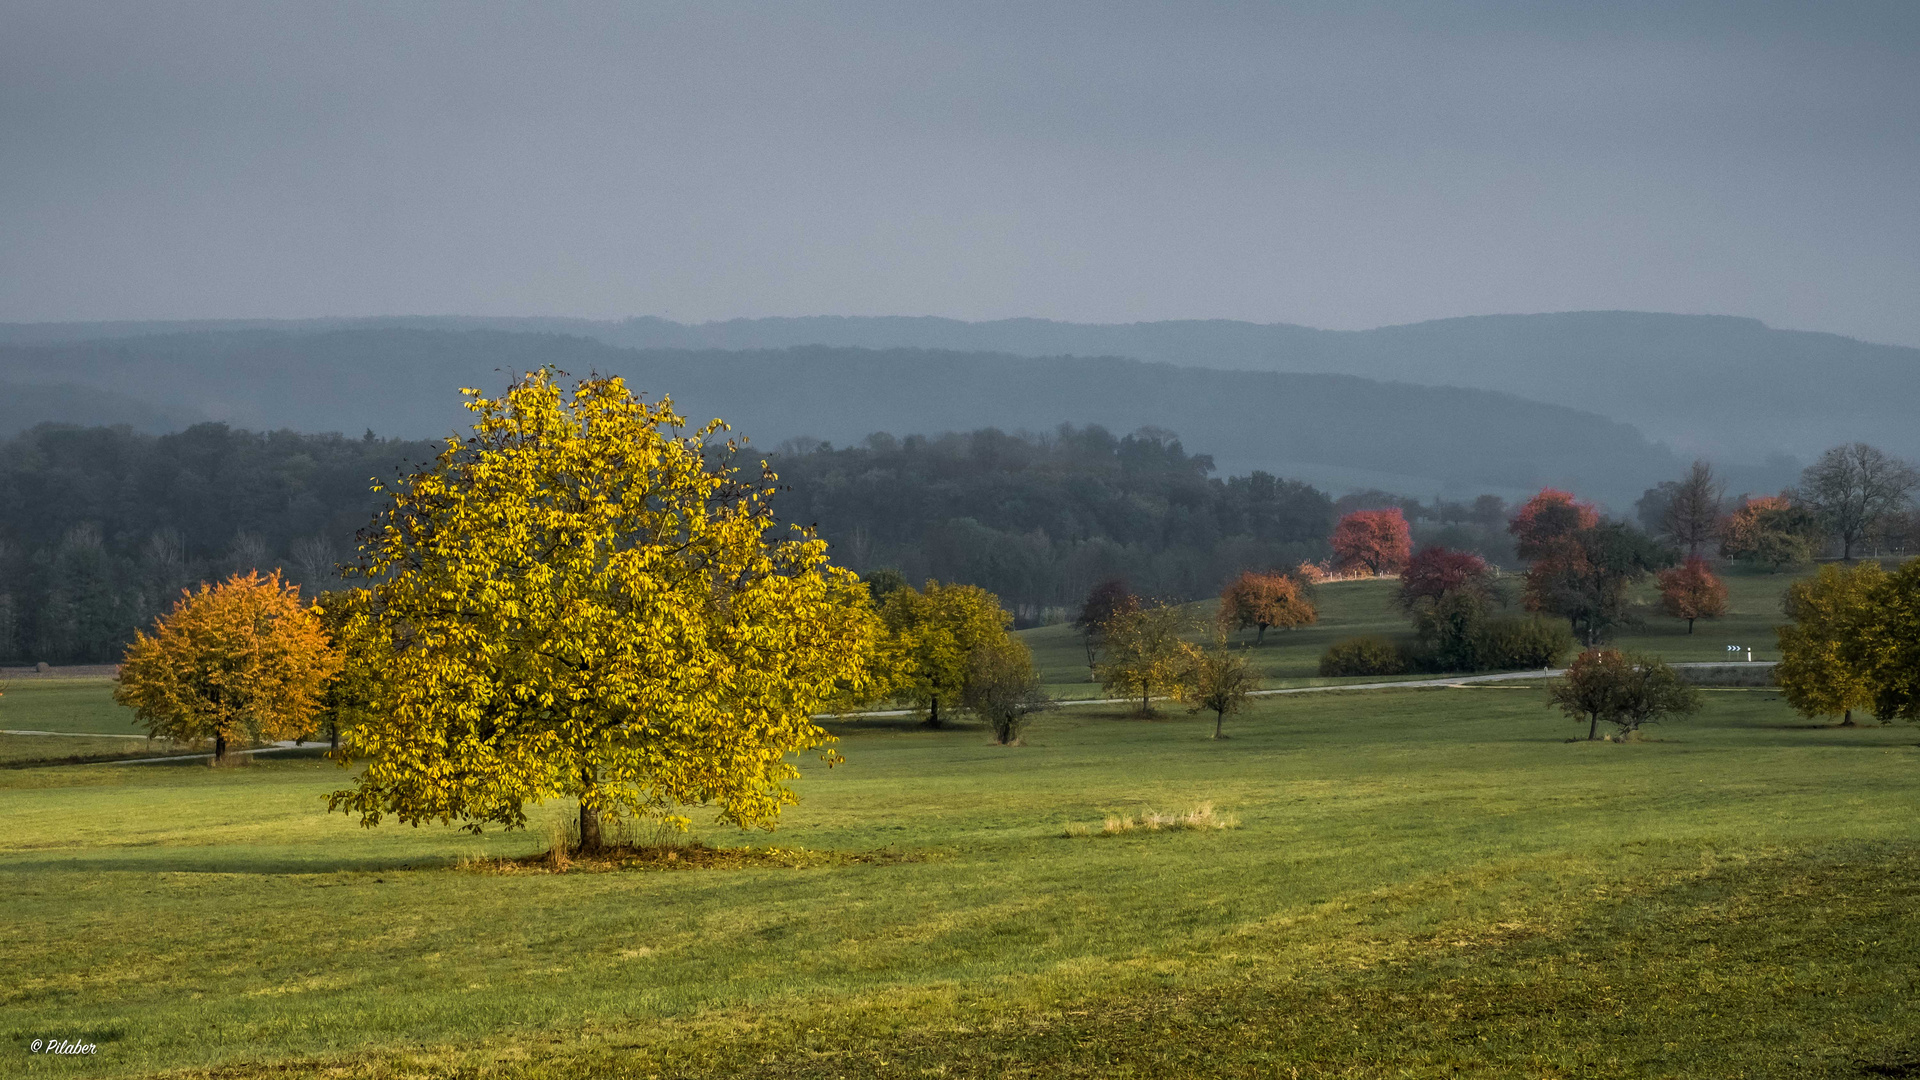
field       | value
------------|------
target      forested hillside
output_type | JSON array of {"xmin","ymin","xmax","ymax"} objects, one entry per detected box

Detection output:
[
  {"xmin": 0, "ymin": 424, "xmax": 436, "ymax": 662},
  {"xmin": 769, "ymin": 426, "xmax": 1336, "ymax": 621},
  {"xmin": 0, "ymin": 328, "xmax": 1678, "ymax": 504},
  {"xmin": 0, "ymin": 419, "xmax": 1513, "ymax": 661}
]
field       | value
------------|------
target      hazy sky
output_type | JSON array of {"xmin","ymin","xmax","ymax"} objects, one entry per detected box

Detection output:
[{"xmin": 4, "ymin": 1, "xmax": 1917, "ymax": 345}]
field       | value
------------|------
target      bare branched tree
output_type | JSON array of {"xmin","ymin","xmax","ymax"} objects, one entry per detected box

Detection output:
[
  {"xmin": 290, "ymin": 535, "xmax": 340, "ymax": 590},
  {"xmin": 1660, "ymin": 460, "xmax": 1725, "ymax": 558},
  {"xmin": 224, "ymin": 531, "xmax": 270, "ymax": 578},
  {"xmin": 1799, "ymin": 444, "xmax": 1920, "ymax": 561}
]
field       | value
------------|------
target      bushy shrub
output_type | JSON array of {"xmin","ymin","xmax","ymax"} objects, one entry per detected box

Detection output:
[
  {"xmin": 1318, "ymin": 635, "xmax": 1408, "ymax": 677},
  {"xmin": 1474, "ymin": 615, "xmax": 1574, "ymax": 670}
]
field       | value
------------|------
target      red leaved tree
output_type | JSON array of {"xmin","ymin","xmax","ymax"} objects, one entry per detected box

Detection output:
[
  {"xmin": 1508, "ymin": 489, "xmax": 1599, "ymax": 560},
  {"xmin": 1219, "ymin": 570, "xmax": 1316, "ymax": 644},
  {"xmin": 1330, "ymin": 509, "xmax": 1412, "ymax": 575},
  {"xmin": 1397, "ymin": 547, "xmax": 1494, "ymax": 611},
  {"xmin": 1657, "ymin": 556, "xmax": 1730, "ymax": 633}
]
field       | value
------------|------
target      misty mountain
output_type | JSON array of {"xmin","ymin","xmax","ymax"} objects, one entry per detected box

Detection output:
[
  {"xmin": 0, "ymin": 382, "xmax": 204, "ymax": 437},
  {"xmin": 5, "ymin": 312, "xmax": 1904, "ymax": 466},
  {"xmin": 0, "ymin": 328, "xmax": 1683, "ymax": 505}
]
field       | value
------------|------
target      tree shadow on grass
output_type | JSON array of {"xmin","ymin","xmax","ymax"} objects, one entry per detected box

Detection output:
[{"xmin": 1, "ymin": 851, "xmax": 463, "ymax": 875}]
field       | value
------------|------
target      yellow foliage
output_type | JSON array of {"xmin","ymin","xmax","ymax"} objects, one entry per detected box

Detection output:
[
  {"xmin": 876, "ymin": 579, "xmax": 1014, "ymax": 725},
  {"xmin": 1177, "ymin": 628, "xmax": 1261, "ymax": 738},
  {"xmin": 325, "ymin": 369, "xmax": 880, "ymax": 837},
  {"xmin": 1775, "ymin": 562, "xmax": 1885, "ymax": 723},
  {"xmin": 1098, "ymin": 602, "xmax": 1192, "ymax": 713},
  {"xmin": 114, "ymin": 571, "xmax": 340, "ymax": 760}
]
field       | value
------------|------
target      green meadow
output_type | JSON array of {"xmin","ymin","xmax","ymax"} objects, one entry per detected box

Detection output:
[{"xmin": 4, "ymin": 562, "xmax": 1918, "ymax": 1077}]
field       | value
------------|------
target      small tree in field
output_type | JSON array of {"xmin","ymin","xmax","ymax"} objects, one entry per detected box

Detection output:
[
  {"xmin": 961, "ymin": 640, "xmax": 1051, "ymax": 745},
  {"xmin": 1098, "ymin": 602, "xmax": 1191, "ymax": 715},
  {"xmin": 1178, "ymin": 629, "xmax": 1260, "ymax": 739},
  {"xmin": 1072, "ymin": 578, "xmax": 1139, "ymax": 675},
  {"xmin": 1775, "ymin": 562, "xmax": 1884, "ymax": 726},
  {"xmin": 325, "ymin": 370, "xmax": 881, "ymax": 852},
  {"xmin": 1547, "ymin": 648, "xmax": 1699, "ymax": 741},
  {"xmin": 1219, "ymin": 570, "xmax": 1315, "ymax": 644},
  {"xmin": 880, "ymin": 580, "xmax": 1016, "ymax": 728},
  {"xmin": 116, "ymin": 571, "xmax": 339, "ymax": 763},
  {"xmin": 1331, "ymin": 509, "xmax": 1412, "ymax": 575},
  {"xmin": 1657, "ymin": 557, "xmax": 1729, "ymax": 633}
]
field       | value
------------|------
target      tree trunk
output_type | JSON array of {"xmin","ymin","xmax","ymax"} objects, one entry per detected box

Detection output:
[
  {"xmin": 578, "ymin": 767, "xmax": 603, "ymax": 853},
  {"xmin": 1841, "ymin": 708, "xmax": 1856, "ymax": 727},
  {"xmin": 1687, "ymin": 618, "xmax": 1696, "ymax": 633},
  {"xmin": 924, "ymin": 694, "xmax": 941, "ymax": 728},
  {"xmin": 1142, "ymin": 692, "xmax": 1150, "ymax": 715},
  {"xmin": 1213, "ymin": 709, "xmax": 1225, "ymax": 739},
  {"xmin": 213, "ymin": 731, "xmax": 227, "ymax": 763},
  {"xmin": 1587, "ymin": 713, "xmax": 1599, "ymax": 741},
  {"xmin": 329, "ymin": 723, "xmax": 338, "ymax": 753},
  {"xmin": 1256, "ymin": 624, "xmax": 1266, "ymax": 645}
]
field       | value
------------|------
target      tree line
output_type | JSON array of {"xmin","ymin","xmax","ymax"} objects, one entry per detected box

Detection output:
[{"xmin": 0, "ymin": 423, "xmax": 437, "ymax": 663}]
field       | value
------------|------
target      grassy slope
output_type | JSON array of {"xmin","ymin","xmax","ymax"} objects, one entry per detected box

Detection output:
[{"xmin": 5, "ymin": 687, "xmax": 1920, "ymax": 1078}]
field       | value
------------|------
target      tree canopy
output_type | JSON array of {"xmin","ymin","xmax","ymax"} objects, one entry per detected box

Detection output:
[
  {"xmin": 1098, "ymin": 602, "xmax": 1192, "ymax": 715},
  {"xmin": 1657, "ymin": 557, "xmax": 1729, "ymax": 633},
  {"xmin": 878, "ymin": 579, "xmax": 1015, "ymax": 727},
  {"xmin": 1547, "ymin": 649, "xmax": 1700, "ymax": 741},
  {"xmin": 324, "ymin": 369, "xmax": 879, "ymax": 850},
  {"xmin": 1798, "ymin": 443, "xmax": 1919, "ymax": 561},
  {"xmin": 114, "ymin": 571, "xmax": 339, "ymax": 762},
  {"xmin": 1219, "ymin": 570, "xmax": 1315, "ymax": 644},
  {"xmin": 1330, "ymin": 508, "xmax": 1412, "ymax": 575}
]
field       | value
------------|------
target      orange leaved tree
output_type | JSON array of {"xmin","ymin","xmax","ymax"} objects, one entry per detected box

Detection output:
[
  {"xmin": 1657, "ymin": 557, "xmax": 1729, "ymax": 633},
  {"xmin": 1330, "ymin": 509, "xmax": 1412, "ymax": 575},
  {"xmin": 115, "ymin": 571, "xmax": 340, "ymax": 763},
  {"xmin": 1219, "ymin": 570, "xmax": 1316, "ymax": 644}
]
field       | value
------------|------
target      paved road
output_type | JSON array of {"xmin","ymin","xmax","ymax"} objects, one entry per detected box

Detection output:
[{"xmin": 823, "ymin": 662, "xmax": 1775, "ymax": 719}]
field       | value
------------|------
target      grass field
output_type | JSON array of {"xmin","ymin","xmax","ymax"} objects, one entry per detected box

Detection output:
[
  {"xmin": 6, "ymin": 560, "xmax": 1918, "ymax": 1077},
  {"xmin": 5, "ymin": 682, "xmax": 1920, "ymax": 1077}
]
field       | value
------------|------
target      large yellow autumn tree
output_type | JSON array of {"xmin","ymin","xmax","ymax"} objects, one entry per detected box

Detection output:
[
  {"xmin": 115, "ymin": 571, "xmax": 339, "ymax": 763},
  {"xmin": 325, "ymin": 369, "xmax": 880, "ymax": 851}
]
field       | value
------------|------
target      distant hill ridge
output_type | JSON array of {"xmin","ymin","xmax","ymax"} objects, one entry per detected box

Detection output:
[
  {"xmin": 5, "ymin": 310, "xmax": 1912, "ymax": 463},
  {"xmin": 0, "ymin": 327, "xmax": 1681, "ymax": 506}
]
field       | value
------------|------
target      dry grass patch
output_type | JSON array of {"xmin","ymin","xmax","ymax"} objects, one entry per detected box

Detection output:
[{"xmin": 1063, "ymin": 801, "xmax": 1239, "ymax": 838}]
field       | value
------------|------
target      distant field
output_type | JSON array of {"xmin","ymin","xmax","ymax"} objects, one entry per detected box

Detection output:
[
  {"xmin": 5, "ymin": 687, "xmax": 1919, "ymax": 1077},
  {"xmin": 1023, "ymin": 562, "xmax": 1821, "ymax": 699}
]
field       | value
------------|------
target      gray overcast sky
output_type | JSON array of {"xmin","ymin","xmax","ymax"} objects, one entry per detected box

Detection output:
[{"xmin": 4, "ymin": 1, "xmax": 1918, "ymax": 345}]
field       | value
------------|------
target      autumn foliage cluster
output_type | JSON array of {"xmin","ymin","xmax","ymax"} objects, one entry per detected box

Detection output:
[
  {"xmin": 114, "ymin": 571, "xmax": 339, "ymax": 762},
  {"xmin": 1329, "ymin": 508, "xmax": 1412, "ymax": 575},
  {"xmin": 1775, "ymin": 560, "xmax": 1920, "ymax": 725},
  {"xmin": 1218, "ymin": 570, "xmax": 1316, "ymax": 643}
]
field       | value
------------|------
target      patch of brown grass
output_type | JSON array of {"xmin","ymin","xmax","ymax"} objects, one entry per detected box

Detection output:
[{"xmin": 1063, "ymin": 801, "xmax": 1239, "ymax": 838}]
